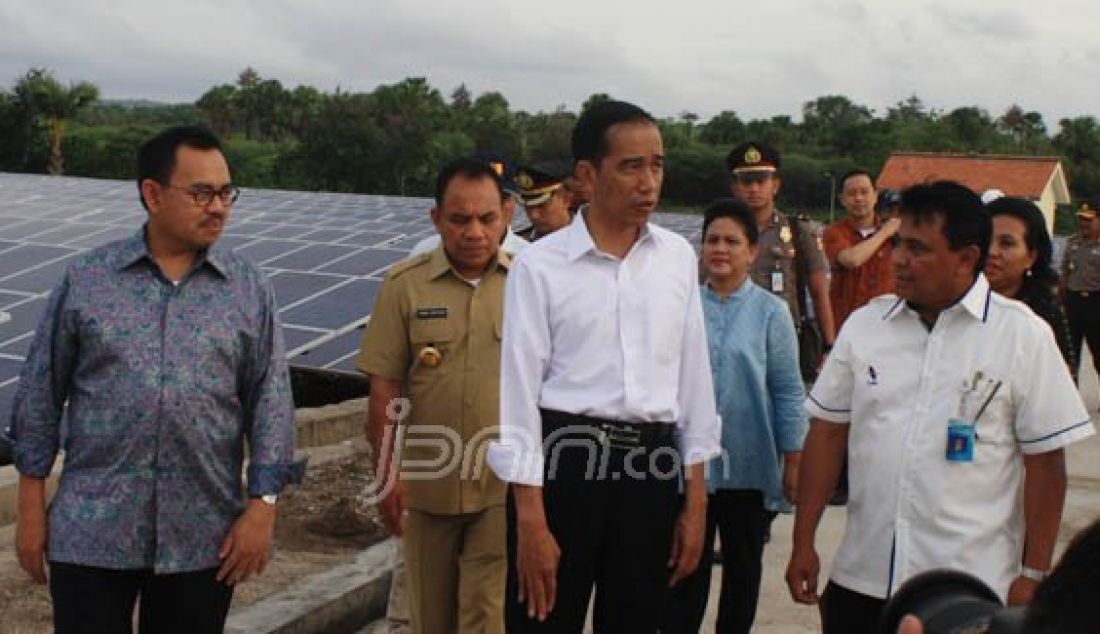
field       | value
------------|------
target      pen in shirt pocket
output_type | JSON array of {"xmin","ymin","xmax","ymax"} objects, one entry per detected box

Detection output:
[{"xmin": 973, "ymin": 380, "xmax": 1004, "ymax": 423}]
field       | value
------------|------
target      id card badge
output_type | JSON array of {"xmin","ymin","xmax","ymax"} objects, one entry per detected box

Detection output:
[
  {"xmin": 946, "ymin": 418, "xmax": 976, "ymax": 462},
  {"xmin": 771, "ymin": 269, "xmax": 784, "ymax": 293}
]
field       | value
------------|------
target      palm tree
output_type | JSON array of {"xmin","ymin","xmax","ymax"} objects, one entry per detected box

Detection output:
[{"xmin": 16, "ymin": 68, "xmax": 99, "ymax": 175}]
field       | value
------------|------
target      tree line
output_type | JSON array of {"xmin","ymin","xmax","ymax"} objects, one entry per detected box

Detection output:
[{"xmin": 3, "ymin": 67, "xmax": 1100, "ymax": 226}]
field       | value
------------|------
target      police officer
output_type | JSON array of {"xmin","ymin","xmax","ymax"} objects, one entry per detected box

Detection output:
[
  {"xmin": 1061, "ymin": 196, "xmax": 1100, "ymax": 397},
  {"xmin": 727, "ymin": 141, "xmax": 836, "ymax": 360},
  {"xmin": 359, "ymin": 156, "xmax": 512, "ymax": 633},
  {"xmin": 515, "ymin": 162, "xmax": 574, "ymax": 241}
]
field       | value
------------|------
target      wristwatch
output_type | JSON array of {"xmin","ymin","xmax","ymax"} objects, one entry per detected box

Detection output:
[
  {"xmin": 251, "ymin": 494, "xmax": 279, "ymax": 506},
  {"xmin": 1020, "ymin": 566, "xmax": 1048, "ymax": 582}
]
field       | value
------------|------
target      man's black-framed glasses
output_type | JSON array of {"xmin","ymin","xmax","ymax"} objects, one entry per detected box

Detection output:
[{"xmin": 166, "ymin": 183, "xmax": 241, "ymax": 206}]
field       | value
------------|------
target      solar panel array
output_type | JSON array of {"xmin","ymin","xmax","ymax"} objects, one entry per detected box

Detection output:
[{"xmin": 0, "ymin": 172, "xmax": 704, "ymax": 425}]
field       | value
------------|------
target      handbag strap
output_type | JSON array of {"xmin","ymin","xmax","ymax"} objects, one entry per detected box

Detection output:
[{"xmin": 787, "ymin": 215, "xmax": 811, "ymax": 322}]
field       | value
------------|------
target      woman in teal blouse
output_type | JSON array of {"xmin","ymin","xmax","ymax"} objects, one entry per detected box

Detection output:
[{"xmin": 663, "ymin": 198, "xmax": 808, "ymax": 634}]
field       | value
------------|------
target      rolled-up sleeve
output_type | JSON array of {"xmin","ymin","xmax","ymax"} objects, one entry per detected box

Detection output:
[
  {"xmin": 10, "ymin": 274, "xmax": 75, "ymax": 477},
  {"xmin": 244, "ymin": 280, "xmax": 305, "ymax": 495},
  {"xmin": 675, "ymin": 274, "xmax": 721, "ymax": 466},
  {"xmin": 767, "ymin": 304, "xmax": 808, "ymax": 453},
  {"xmin": 488, "ymin": 256, "xmax": 550, "ymax": 486}
]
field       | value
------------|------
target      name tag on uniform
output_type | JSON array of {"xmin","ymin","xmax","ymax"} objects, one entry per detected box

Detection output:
[
  {"xmin": 946, "ymin": 418, "xmax": 976, "ymax": 462},
  {"xmin": 415, "ymin": 307, "xmax": 448, "ymax": 319}
]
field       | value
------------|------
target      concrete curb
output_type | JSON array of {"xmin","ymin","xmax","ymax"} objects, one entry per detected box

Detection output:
[{"xmin": 226, "ymin": 538, "xmax": 397, "ymax": 634}]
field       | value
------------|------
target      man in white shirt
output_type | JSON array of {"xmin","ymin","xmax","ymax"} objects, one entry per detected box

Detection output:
[
  {"xmin": 487, "ymin": 100, "xmax": 721, "ymax": 632},
  {"xmin": 786, "ymin": 180, "xmax": 1094, "ymax": 633}
]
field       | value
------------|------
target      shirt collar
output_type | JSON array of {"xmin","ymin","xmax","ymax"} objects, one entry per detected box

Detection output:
[
  {"xmin": 115, "ymin": 226, "xmax": 231, "ymax": 279},
  {"xmin": 427, "ymin": 242, "xmax": 511, "ymax": 281},
  {"xmin": 564, "ymin": 206, "xmax": 653, "ymax": 262},
  {"xmin": 883, "ymin": 274, "xmax": 992, "ymax": 323},
  {"xmin": 703, "ymin": 276, "xmax": 754, "ymax": 302}
]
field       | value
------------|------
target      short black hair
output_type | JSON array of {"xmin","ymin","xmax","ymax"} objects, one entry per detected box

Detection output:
[
  {"xmin": 702, "ymin": 197, "xmax": 759, "ymax": 246},
  {"xmin": 840, "ymin": 168, "xmax": 874, "ymax": 190},
  {"xmin": 434, "ymin": 156, "xmax": 504, "ymax": 206},
  {"xmin": 572, "ymin": 100, "xmax": 656, "ymax": 167},
  {"xmin": 137, "ymin": 125, "xmax": 222, "ymax": 211},
  {"xmin": 899, "ymin": 180, "xmax": 991, "ymax": 273}
]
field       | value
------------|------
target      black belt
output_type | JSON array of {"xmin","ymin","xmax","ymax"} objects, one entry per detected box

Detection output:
[
  {"xmin": 1068, "ymin": 290, "xmax": 1098, "ymax": 298},
  {"xmin": 539, "ymin": 408, "xmax": 676, "ymax": 449}
]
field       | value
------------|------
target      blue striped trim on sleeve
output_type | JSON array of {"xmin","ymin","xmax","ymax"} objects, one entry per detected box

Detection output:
[
  {"xmin": 808, "ymin": 393, "xmax": 852, "ymax": 414},
  {"xmin": 1019, "ymin": 419, "xmax": 1092, "ymax": 445}
]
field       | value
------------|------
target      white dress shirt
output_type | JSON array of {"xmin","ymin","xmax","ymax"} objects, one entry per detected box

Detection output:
[
  {"xmin": 407, "ymin": 226, "xmax": 529, "ymax": 257},
  {"xmin": 807, "ymin": 274, "xmax": 1093, "ymax": 600},
  {"xmin": 487, "ymin": 211, "xmax": 722, "ymax": 486}
]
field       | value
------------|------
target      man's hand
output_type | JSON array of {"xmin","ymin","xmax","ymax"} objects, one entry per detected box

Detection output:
[
  {"xmin": 516, "ymin": 521, "xmax": 560, "ymax": 622},
  {"xmin": 668, "ymin": 499, "xmax": 706, "ymax": 587},
  {"xmin": 898, "ymin": 614, "xmax": 924, "ymax": 634},
  {"xmin": 216, "ymin": 500, "xmax": 276, "ymax": 585},
  {"xmin": 1006, "ymin": 575, "xmax": 1040, "ymax": 607},
  {"xmin": 16, "ymin": 503, "xmax": 48, "ymax": 584},
  {"xmin": 882, "ymin": 216, "xmax": 902, "ymax": 236},
  {"xmin": 377, "ymin": 471, "xmax": 405, "ymax": 537},
  {"xmin": 786, "ymin": 544, "xmax": 821, "ymax": 604}
]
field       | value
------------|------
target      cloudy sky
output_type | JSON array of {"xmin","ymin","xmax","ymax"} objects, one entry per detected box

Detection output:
[{"xmin": 2, "ymin": 0, "xmax": 1098, "ymax": 127}]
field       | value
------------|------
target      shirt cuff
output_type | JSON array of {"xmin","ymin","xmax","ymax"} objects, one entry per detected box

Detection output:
[
  {"xmin": 677, "ymin": 421, "xmax": 723, "ymax": 466},
  {"xmin": 247, "ymin": 457, "xmax": 309, "ymax": 496},
  {"xmin": 1019, "ymin": 420, "xmax": 1095, "ymax": 455},
  {"xmin": 805, "ymin": 394, "xmax": 852, "ymax": 423},
  {"xmin": 486, "ymin": 441, "xmax": 545, "ymax": 486},
  {"xmin": 12, "ymin": 437, "xmax": 58, "ymax": 478}
]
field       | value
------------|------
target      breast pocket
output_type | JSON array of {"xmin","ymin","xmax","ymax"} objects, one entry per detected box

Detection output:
[
  {"xmin": 409, "ymin": 318, "xmax": 455, "ymax": 375},
  {"xmin": 974, "ymin": 379, "xmax": 1015, "ymax": 448}
]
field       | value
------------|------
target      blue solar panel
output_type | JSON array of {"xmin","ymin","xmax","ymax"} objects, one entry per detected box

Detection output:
[
  {"xmin": 0, "ymin": 382, "xmax": 17, "ymax": 436},
  {"xmin": 280, "ymin": 279, "xmax": 381, "ymax": 331},
  {"xmin": 270, "ymin": 271, "xmax": 351, "ymax": 307},
  {"xmin": 291, "ymin": 328, "xmax": 365, "ymax": 371},
  {"xmin": 0, "ymin": 356, "xmax": 23, "ymax": 383},
  {"xmin": 233, "ymin": 239, "xmax": 307, "ymax": 264},
  {"xmin": 0, "ymin": 171, "xmax": 702, "ymax": 385},
  {"xmin": 318, "ymin": 247, "xmax": 406, "ymax": 277},
  {"xmin": 263, "ymin": 244, "xmax": 360, "ymax": 271}
]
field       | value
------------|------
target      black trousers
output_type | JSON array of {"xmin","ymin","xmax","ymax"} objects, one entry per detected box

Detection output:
[
  {"xmin": 661, "ymin": 490, "xmax": 777, "ymax": 634},
  {"xmin": 819, "ymin": 581, "xmax": 886, "ymax": 634},
  {"xmin": 49, "ymin": 561, "xmax": 234, "ymax": 634},
  {"xmin": 1066, "ymin": 290, "xmax": 1100, "ymax": 381},
  {"xmin": 506, "ymin": 410, "xmax": 681, "ymax": 633}
]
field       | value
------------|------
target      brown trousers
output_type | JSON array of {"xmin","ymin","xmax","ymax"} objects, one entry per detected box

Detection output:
[{"xmin": 404, "ymin": 505, "xmax": 506, "ymax": 634}]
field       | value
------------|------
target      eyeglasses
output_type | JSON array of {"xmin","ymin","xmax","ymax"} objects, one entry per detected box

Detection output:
[{"xmin": 165, "ymin": 183, "xmax": 241, "ymax": 206}]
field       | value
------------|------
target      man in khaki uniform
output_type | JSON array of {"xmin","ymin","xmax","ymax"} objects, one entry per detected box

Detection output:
[
  {"xmin": 1061, "ymin": 197, "xmax": 1100, "ymax": 398},
  {"xmin": 359, "ymin": 156, "xmax": 512, "ymax": 633},
  {"xmin": 727, "ymin": 141, "xmax": 836, "ymax": 352}
]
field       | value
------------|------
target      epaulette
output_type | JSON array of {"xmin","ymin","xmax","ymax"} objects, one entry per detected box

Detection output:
[{"xmin": 384, "ymin": 252, "xmax": 432, "ymax": 279}]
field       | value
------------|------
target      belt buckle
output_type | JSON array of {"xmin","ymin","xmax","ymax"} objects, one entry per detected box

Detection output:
[{"xmin": 602, "ymin": 423, "xmax": 642, "ymax": 450}]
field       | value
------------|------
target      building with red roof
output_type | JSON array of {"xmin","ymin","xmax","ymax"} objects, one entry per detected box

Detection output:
[{"xmin": 877, "ymin": 153, "xmax": 1070, "ymax": 233}]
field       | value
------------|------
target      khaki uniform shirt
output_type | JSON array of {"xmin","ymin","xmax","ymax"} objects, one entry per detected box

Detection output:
[
  {"xmin": 358, "ymin": 246, "xmax": 510, "ymax": 515},
  {"xmin": 1062, "ymin": 234, "xmax": 1100, "ymax": 292},
  {"xmin": 749, "ymin": 210, "xmax": 827, "ymax": 322}
]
